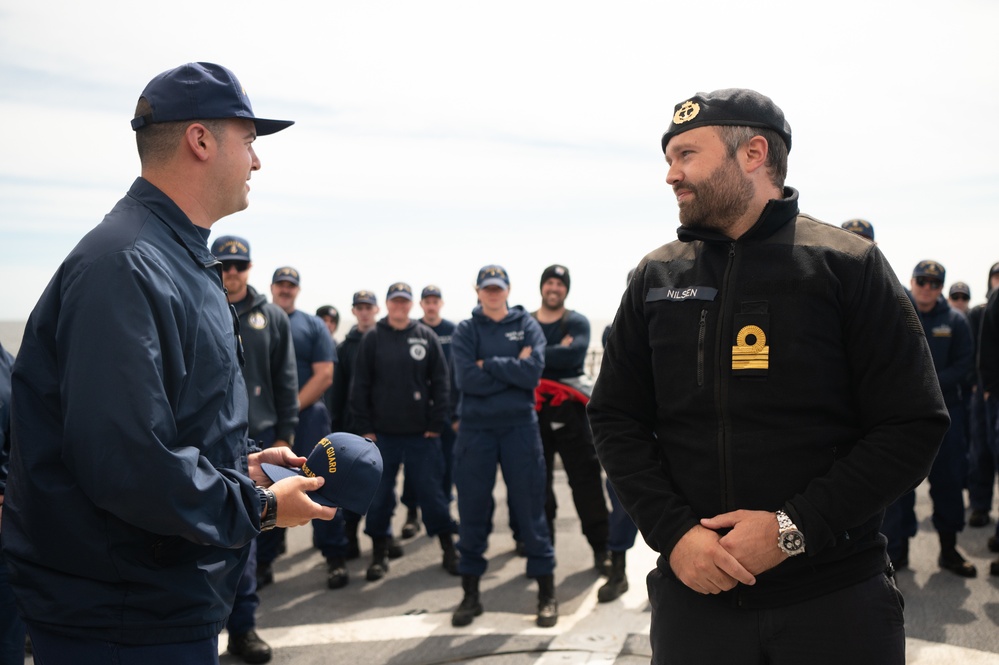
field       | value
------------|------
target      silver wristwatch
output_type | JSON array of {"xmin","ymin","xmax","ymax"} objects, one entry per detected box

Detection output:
[{"xmin": 776, "ymin": 510, "xmax": 805, "ymax": 556}]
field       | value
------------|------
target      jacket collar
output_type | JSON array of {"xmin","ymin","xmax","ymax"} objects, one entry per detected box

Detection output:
[
  {"xmin": 677, "ymin": 187, "xmax": 800, "ymax": 245},
  {"xmin": 126, "ymin": 177, "xmax": 219, "ymax": 268}
]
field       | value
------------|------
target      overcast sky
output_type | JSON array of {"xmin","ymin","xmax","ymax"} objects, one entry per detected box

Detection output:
[{"xmin": 1, "ymin": 0, "xmax": 997, "ymax": 334}]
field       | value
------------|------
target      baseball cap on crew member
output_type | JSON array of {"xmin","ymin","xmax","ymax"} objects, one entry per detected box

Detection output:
[
  {"xmin": 386, "ymin": 282, "xmax": 413, "ymax": 301},
  {"xmin": 210, "ymin": 235, "xmax": 251, "ymax": 262},
  {"xmin": 316, "ymin": 305, "xmax": 339, "ymax": 322},
  {"xmin": 421, "ymin": 285, "xmax": 443, "ymax": 299},
  {"xmin": 912, "ymin": 260, "xmax": 946, "ymax": 282},
  {"xmin": 949, "ymin": 282, "xmax": 971, "ymax": 298},
  {"xmin": 353, "ymin": 290, "xmax": 377, "ymax": 306},
  {"xmin": 260, "ymin": 433, "xmax": 383, "ymax": 514},
  {"xmin": 131, "ymin": 62, "xmax": 294, "ymax": 136},
  {"xmin": 272, "ymin": 267, "xmax": 300, "ymax": 285},
  {"xmin": 841, "ymin": 219, "xmax": 875, "ymax": 241},
  {"xmin": 477, "ymin": 265, "xmax": 510, "ymax": 289},
  {"xmin": 661, "ymin": 88, "xmax": 792, "ymax": 154},
  {"xmin": 540, "ymin": 264, "xmax": 570, "ymax": 293}
]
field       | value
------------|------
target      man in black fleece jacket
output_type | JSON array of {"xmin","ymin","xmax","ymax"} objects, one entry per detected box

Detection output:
[
  {"xmin": 588, "ymin": 89, "xmax": 947, "ymax": 665},
  {"xmin": 351, "ymin": 282, "xmax": 457, "ymax": 581}
]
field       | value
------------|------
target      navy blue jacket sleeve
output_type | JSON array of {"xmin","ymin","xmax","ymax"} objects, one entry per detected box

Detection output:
[
  {"xmin": 427, "ymin": 333, "xmax": 450, "ymax": 433},
  {"xmin": 543, "ymin": 311, "xmax": 590, "ymax": 373},
  {"xmin": 980, "ymin": 290, "xmax": 999, "ymax": 394},
  {"xmin": 452, "ymin": 321, "xmax": 510, "ymax": 396},
  {"xmin": 350, "ymin": 331, "xmax": 376, "ymax": 434},
  {"xmin": 271, "ymin": 309, "xmax": 300, "ymax": 443},
  {"xmin": 482, "ymin": 317, "xmax": 546, "ymax": 390},
  {"xmin": 937, "ymin": 311, "xmax": 973, "ymax": 396},
  {"xmin": 0, "ymin": 344, "xmax": 13, "ymax": 495}
]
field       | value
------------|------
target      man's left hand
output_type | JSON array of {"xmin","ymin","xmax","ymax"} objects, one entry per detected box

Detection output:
[
  {"xmin": 248, "ymin": 447, "xmax": 307, "ymax": 487},
  {"xmin": 700, "ymin": 510, "xmax": 786, "ymax": 576}
]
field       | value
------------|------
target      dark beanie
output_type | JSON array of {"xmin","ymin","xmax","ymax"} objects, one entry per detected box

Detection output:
[{"xmin": 540, "ymin": 264, "xmax": 570, "ymax": 293}]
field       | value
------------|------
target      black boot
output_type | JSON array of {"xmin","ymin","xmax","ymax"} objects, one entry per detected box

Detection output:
[
  {"xmin": 938, "ymin": 532, "xmax": 976, "ymax": 578},
  {"xmin": 366, "ymin": 537, "xmax": 390, "ymax": 581},
  {"xmin": 593, "ymin": 546, "xmax": 611, "ymax": 575},
  {"xmin": 326, "ymin": 557, "xmax": 349, "ymax": 589},
  {"xmin": 452, "ymin": 575, "xmax": 483, "ymax": 627},
  {"xmin": 439, "ymin": 532, "xmax": 460, "ymax": 575},
  {"xmin": 227, "ymin": 629, "xmax": 272, "ymax": 664},
  {"xmin": 536, "ymin": 574, "xmax": 559, "ymax": 627},
  {"xmin": 401, "ymin": 507, "xmax": 421, "ymax": 539},
  {"xmin": 387, "ymin": 536, "xmax": 404, "ymax": 559},
  {"xmin": 597, "ymin": 551, "xmax": 629, "ymax": 602}
]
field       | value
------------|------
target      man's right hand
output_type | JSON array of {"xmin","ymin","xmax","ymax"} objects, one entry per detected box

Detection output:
[
  {"xmin": 518, "ymin": 345, "xmax": 533, "ymax": 359},
  {"xmin": 269, "ymin": 475, "xmax": 337, "ymax": 527},
  {"xmin": 669, "ymin": 524, "xmax": 757, "ymax": 594}
]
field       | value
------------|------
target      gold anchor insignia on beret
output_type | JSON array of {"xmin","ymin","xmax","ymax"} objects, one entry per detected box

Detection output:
[{"xmin": 674, "ymin": 100, "xmax": 700, "ymax": 125}]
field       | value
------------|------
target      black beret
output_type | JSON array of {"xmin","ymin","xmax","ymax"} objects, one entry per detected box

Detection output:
[{"xmin": 661, "ymin": 88, "xmax": 792, "ymax": 154}]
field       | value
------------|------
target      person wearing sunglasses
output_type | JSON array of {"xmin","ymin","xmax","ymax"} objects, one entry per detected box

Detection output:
[
  {"xmin": 948, "ymin": 282, "xmax": 972, "ymax": 315},
  {"xmin": 883, "ymin": 260, "xmax": 975, "ymax": 578}
]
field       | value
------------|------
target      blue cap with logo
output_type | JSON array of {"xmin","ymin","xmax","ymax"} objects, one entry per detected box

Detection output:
[
  {"xmin": 352, "ymin": 290, "xmax": 377, "ymax": 306},
  {"xmin": 210, "ymin": 235, "xmax": 251, "ymax": 262},
  {"xmin": 260, "ymin": 433, "xmax": 383, "ymax": 514},
  {"xmin": 421, "ymin": 285, "xmax": 443, "ymax": 299},
  {"xmin": 272, "ymin": 267, "xmax": 301, "ymax": 286},
  {"xmin": 912, "ymin": 260, "xmax": 945, "ymax": 282},
  {"xmin": 131, "ymin": 62, "xmax": 294, "ymax": 136},
  {"xmin": 386, "ymin": 282, "xmax": 413, "ymax": 301},
  {"xmin": 477, "ymin": 265, "xmax": 510, "ymax": 289},
  {"xmin": 841, "ymin": 219, "xmax": 875, "ymax": 241}
]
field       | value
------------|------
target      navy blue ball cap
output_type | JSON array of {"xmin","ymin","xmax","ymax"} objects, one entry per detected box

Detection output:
[
  {"xmin": 386, "ymin": 282, "xmax": 413, "ymax": 301},
  {"xmin": 477, "ymin": 265, "xmax": 510, "ymax": 289},
  {"xmin": 912, "ymin": 260, "xmax": 946, "ymax": 282},
  {"xmin": 211, "ymin": 235, "xmax": 251, "ymax": 262},
  {"xmin": 130, "ymin": 62, "xmax": 294, "ymax": 136},
  {"xmin": 661, "ymin": 88, "xmax": 791, "ymax": 154},
  {"xmin": 841, "ymin": 219, "xmax": 875, "ymax": 241},
  {"xmin": 272, "ymin": 266, "xmax": 300, "ymax": 285},
  {"xmin": 260, "ymin": 433, "xmax": 383, "ymax": 514},
  {"xmin": 421, "ymin": 285, "xmax": 443, "ymax": 299},
  {"xmin": 352, "ymin": 290, "xmax": 378, "ymax": 306}
]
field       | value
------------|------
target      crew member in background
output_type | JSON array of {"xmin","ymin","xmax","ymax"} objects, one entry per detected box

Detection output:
[
  {"xmin": 532, "ymin": 264, "xmax": 609, "ymax": 573},
  {"xmin": 261, "ymin": 267, "xmax": 350, "ymax": 590},
  {"xmin": 883, "ymin": 261, "xmax": 974, "ymax": 577},
  {"xmin": 212, "ymin": 235, "xmax": 299, "ymax": 663}
]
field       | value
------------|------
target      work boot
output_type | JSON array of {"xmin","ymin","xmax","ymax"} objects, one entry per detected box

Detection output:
[
  {"xmin": 401, "ymin": 507, "xmax": 421, "ymax": 539},
  {"xmin": 439, "ymin": 532, "xmax": 460, "ymax": 575},
  {"xmin": 938, "ymin": 532, "xmax": 976, "ymax": 578},
  {"xmin": 597, "ymin": 550, "xmax": 629, "ymax": 602},
  {"xmin": 388, "ymin": 536, "xmax": 404, "ymax": 559},
  {"xmin": 536, "ymin": 574, "xmax": 559, "ymax": 627},
  {"xmin": 969, "ymin": 510, "xmax": 991, "ymax": 528},
  {"xmin": 346, "ymin": 521, "xmax": 360, "ymax": 560},
  {"xmin": 593, "ymin": 547, "xmax": 611, "ymax": 575},
  {"xmin": 452, "ymin": 575, "xmax": 484, "ymax": 627},
  {"xmin": 326, "ymin": 557, "xmax": 349, "ymax": 589},
  {"xmin": 227, "ymin": 629, "xmax": 272, "ymax": 664},
  {"xmin": 366, "ymin": 537, "xmax": 390, "ymax": 581}
]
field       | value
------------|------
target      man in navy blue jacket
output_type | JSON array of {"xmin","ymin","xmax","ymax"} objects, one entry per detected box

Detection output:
[
  {"xmin": 351, "ymin": 283, "xmax": 457, "ymax": 581},
  {"xmin": 2, "ymin": 63, "xmax": 335, "ymax": 663},
  {"xmin": 883, "ymin": 260, "xmax": 975, "ymax": 576},
  {"xmin": 450, "ymin": 266, "xmax": 557, "ymax": 629}
]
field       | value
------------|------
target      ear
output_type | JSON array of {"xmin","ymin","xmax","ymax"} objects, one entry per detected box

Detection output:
[
  {"xmin": 742, "ymin": 135, "xmax": 770, "ymax": 174},
  {"xmin": 184, "ymin": 123, "xmax": 215, "ymax": 162}
]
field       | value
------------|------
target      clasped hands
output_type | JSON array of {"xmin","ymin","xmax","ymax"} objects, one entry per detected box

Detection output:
[{"xmin": 669, "ymin": 510, "xmax": 788, "ymax": 595}]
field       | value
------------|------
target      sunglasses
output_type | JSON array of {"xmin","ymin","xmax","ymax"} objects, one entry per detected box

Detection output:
[
  {"xmin": 914, "ymin": 277, "xmax": 942, "ymax": 289},
  {"xmin": 221, "ymin": 261, "xmax": 249, "ymax": 273},
  {"xmin": 950, "ymin": 293, "xmax": 970, "ymax": 301}
]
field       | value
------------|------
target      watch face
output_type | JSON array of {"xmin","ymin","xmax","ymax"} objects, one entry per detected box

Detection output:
[{"xmin": 781, "ymin": 530, "xmax": 804, "ymax": 553}]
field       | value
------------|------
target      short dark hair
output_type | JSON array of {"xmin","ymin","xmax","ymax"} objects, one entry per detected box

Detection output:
[
  {"xmin": 717, "ymin": 125, "xmax": 788, "ymax": 189},
  {"xmin": 133, "ymin": 97, "xmax": 227, "ymax": 166}
]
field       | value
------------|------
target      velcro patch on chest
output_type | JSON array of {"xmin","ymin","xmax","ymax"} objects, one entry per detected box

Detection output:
[{"xmin": 646, "ymin": 286, "xmax": 718, "ymax": 303}]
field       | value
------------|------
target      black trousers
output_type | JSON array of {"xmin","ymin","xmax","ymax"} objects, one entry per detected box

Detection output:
[
  {"xmin": 647, "ymin": 569, "xmax": 905, "ymax": 665},
  {"xmin": 538, "ymin": 399, "xmax": 608, "ymax": 550}
]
